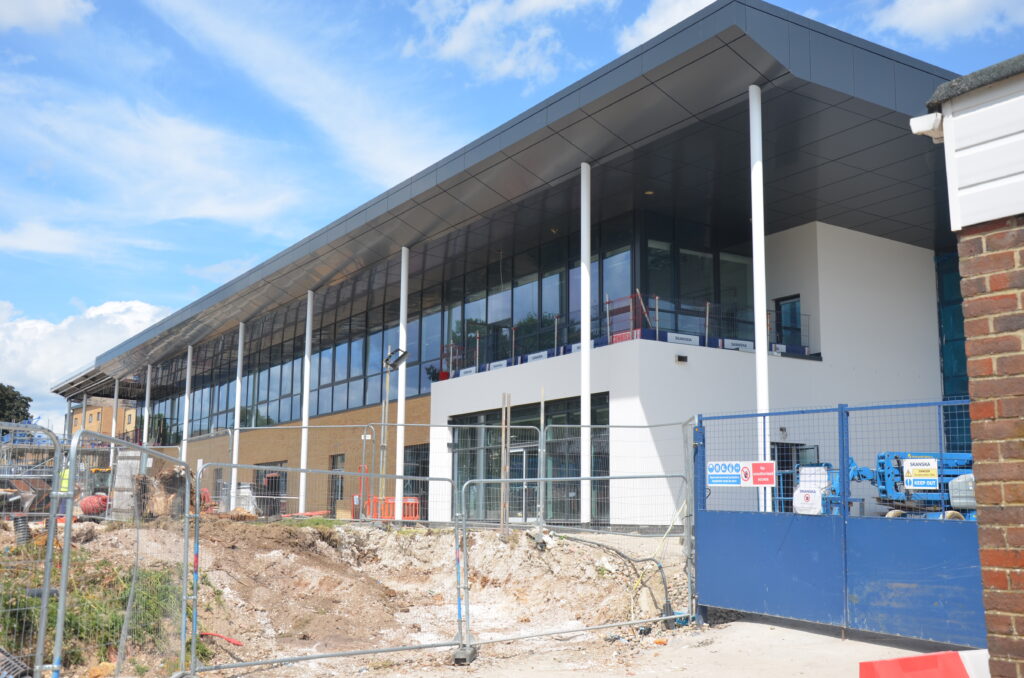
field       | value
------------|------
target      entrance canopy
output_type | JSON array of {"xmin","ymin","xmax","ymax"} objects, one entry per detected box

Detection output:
[{"xmin": 56, "ymin": 0, "xmax": 956, "ymax": 396}]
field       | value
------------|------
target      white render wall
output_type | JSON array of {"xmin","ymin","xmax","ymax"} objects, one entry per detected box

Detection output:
[
  {"xmin": 940, "ymin": 71, "xmax": 1024, "ymax": 230},
  {"xmin": 428, "ymin": 221, "xmax": 943, "ymax": 522}
]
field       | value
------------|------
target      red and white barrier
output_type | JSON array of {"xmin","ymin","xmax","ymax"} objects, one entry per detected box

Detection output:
[{"xmin": 860, "ymin": 649, "xmax": 989, "ymax": 678}]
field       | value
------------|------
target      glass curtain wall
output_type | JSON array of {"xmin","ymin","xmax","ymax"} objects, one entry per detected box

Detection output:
[
  {"xmin": 138, "ymin": 202, "xmax": 754, "ymax": 446},
  {"xmin": 242, "ymin": 297, "xmax": 306, "ymax": 428},
  {"xmin": 189, "ymin": 328, "xmax": 238, "ymax": 436},
  {"xmin": 145, "ymin": 354, "xmax": 187, "ymax": 446}
]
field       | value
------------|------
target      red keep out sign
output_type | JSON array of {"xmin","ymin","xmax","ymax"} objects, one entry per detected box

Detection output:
[{"xmin": 751, "ymin": 461, "xmax": 776, "ymax": 487}]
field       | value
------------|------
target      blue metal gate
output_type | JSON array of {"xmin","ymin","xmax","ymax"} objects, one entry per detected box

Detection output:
[{"xmin": 693, "ymin": 400, "xmax": 986, "ymax": 647}]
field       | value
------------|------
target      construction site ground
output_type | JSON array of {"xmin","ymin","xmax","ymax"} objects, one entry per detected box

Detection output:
[{"xmin": 5, "ymin": 517, "xmax": 938, "ymax": 677}]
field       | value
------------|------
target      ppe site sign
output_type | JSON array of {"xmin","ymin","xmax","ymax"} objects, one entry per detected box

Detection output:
[
  {"xmin": 707, "ymin": 461, "xmax": 776, "ymax": 487},
  {"xmin": 903, "ymin": 458, "xmax": 939, "ymax": 490}
]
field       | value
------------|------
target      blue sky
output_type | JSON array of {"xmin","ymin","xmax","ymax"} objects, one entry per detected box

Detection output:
[{"xmin": 2, "ymin": 0, "xmax": 1023, "ymax": 426}]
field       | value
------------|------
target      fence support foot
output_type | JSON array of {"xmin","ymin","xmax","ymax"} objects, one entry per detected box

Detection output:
[{"xmin": 452, "ymin": 645, "xmax": 478, "ymax": 665}]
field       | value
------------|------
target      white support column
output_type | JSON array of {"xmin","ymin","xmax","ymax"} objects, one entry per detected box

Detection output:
[
  {"xmin": 749, "ymin": 84, "xmax": 771, "ymax": 512},
  {"xmin": 230, "ymin": 323, "xmax": 245, "ymax": 510},
  {"xmin": 111, "ymin": 379, "xmax": 120, "ymax": 439},
  {"xmin": 80, "ymin": 393, "xmax": 88, "ymax": 432},
  {"xmin": 299, "ymin": 290, "xmax": 314, "ymax": 513},
  {"xmin": 64, "ymin": 399, "xmax": 72, "ymax": 441},
  {"xmin": 143, "ymin": 364, "xmax": 152, "ymax": 447},
  {"xmin": 395, "ymin": 247, "xmax": 410, "ymax": 505},
  {"xmin": 580, "ymin": 162, "xmax": 592, "ymax": 525},
  {"xmin": 181, "ymin": 345, "xmax": 193, "ymax": 464}
]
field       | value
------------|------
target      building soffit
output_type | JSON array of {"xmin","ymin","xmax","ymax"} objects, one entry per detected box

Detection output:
[{"xmin": 64, "ymin": 0, "xmax": 956, "ymax": 394}]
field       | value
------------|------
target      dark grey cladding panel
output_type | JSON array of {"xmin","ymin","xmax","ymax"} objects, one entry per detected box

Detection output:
[
  {"xmin": 400, "ymin": 203, "xmax": 449, "ymax": 238},
  {"xmin": 577, "ymin": 57, "xmax": 644, "ymax": 115},
  {"xmin": 765, "ymin": 105, "xmax": 869, "ymax": 150},
  {"xmin": 744, "ymin": 7, "xmax": 790, "ymax": 64},
  {"xmin": 421, "ymin": 191, "xmax": 475, "ymax": 226},
  {"xmin": 408, "ymin": 170, "xmax": 439, "ymax": 199},
  {"xmin": 591, "ymin": 84, "xmax": 691, "ymax": 145},
  {"xmin": 386, "ymin": 183, "xmax": 413, "ymax": 211},
  {"xmin": 808, "ymin": 30, "xmax": 855, "ymax": 95},
  {"xmin": 800, "ymin": 120, "xmax": 906, "ymax": 161},
  {"xmin": 860, "ymin": 187, "xmax": 934, "ymax": 217},
  {"xmin": 498, "ymin": 110, "xmax": 551, "ymax": 156},
  {"xmin": 462, "ymin": 135, "xmax": 506, "ymax": 173},
  {"xmin": 840, "ymin": 181, "xmax": 917, "ymax": 212},
  {"xmin": 557, "ymin": 116, "xmax": 628, "ymax": 160},
  {"xmin": 728, "ymin": 34, "xmax": 788, "ymax": 80},
  {"xmin": 767, "ymin": 160, "xmax": 860, "ymax": 194},
  {"xmin": 768, "ymin": 193, "xmax": 825, "ymax": 216},
  {"xmin": 435, "ymin": 155, "xmax": 467, "ymax": 187},
  {"xmin": 894, "ymin": 205, "xmax": 940, "ymax": 227},
  {"xmin": 513, "ymin": 134, "xmax": 589, "ymax": 183},
  {"xmin": 784, "ymin": 22, "xmax": 812, "ymax": 80},
  {"xmin": 447, "ymin": 176, "xmax": 506, "ymax": 215},
  {"xmin": 476, "ymin": 157, "xmax": 546, "ymax": 201},
  {"xmin": 654, "ymin": 45, "xmax": 762, "ymax": 115},
  {"xmin": 895, "ymin": 63, "xmax": 946, "ymax": 116},
  {"xmin": 812, "ymin": 171, "xmax": 895, "ymax": 204},
  {"xmin": 839, "ymin": 135, "xmax": 931, "ymax": 173},
  {"xmin": 641, "ymin": 28, "xmax": 725, "ymax": 82},
  {"xmin": 759, "ymin": 89, "xmax": 830, "ymax": 129},
  {"xmin": 853, "ymin": 49, "xmax": 896, "ymax": 110}
]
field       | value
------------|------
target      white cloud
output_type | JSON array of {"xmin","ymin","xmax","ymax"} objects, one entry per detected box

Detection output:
[
  {"xmin": 616, "ymin": 0, "xmax": 714, "ymax": 54},
  {"xmin": 0, "ymin": 0, "xmax": 94, "ymax": 34},
  {"xmin": 0, "ymin": 299, "xmax": 169, "ymax": 429},
  {"xmin": 185, "ymin": 257, "xmax": 258, "ymax": 284},
  {"xmin": 0, "ymin": 221, "xmax": 170, "ymax": 257},
  {"xmin": 406, "ymin": 0, "xmax": 616, "ymax": 87},
  {"xmin": 0, "ymin": 73, "xmax": 303, "ymax": 238},
  {"xmin": 143, "ymin": 0, "xmax": 466, "ymax": 187},
  {"xmin": 867, "ymin": 0, "xmax": 1024, "ymax": 45}
]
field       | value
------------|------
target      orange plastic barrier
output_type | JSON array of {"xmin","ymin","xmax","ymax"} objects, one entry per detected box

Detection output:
[
  {"xmin": 362, "ymin": 496, "xmax": 420, "ymax": 521},
  {"xmin": 860, "ymin": 652, "xmax": 970, "ymax": 678}
]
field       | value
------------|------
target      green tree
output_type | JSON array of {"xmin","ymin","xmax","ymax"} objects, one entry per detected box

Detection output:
[{"xmin": 0, "ymin": 383, "xmax": 32, "ymax": 423}]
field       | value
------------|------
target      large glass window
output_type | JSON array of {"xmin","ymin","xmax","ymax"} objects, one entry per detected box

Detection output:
[
  {"xmin": 719, "ymin": 252, "xmax": 754, "ymax": 340},
  {"xmin": 140, "ymin": 202, "xmax": 771, "ymax": 443}
]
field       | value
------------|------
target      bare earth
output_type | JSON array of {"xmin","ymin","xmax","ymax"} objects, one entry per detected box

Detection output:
[{"xmin": 4, "ymin": 518, "xmax": 933, "ymax": 677}]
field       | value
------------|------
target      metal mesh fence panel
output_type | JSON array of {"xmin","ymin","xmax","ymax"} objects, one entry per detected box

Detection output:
[
  {"xmin": 541, "ymin": 424, "xmax": 690, "ymax": 526},
  {"xmin": 846, "ymin": 400, "xmax": 972, "ymax": 519},
  {"xmin": 700, "ymin": 408, "xmax": 839, "ymax": 513},
  {"xmin": 0, "ymin": 422, "xmax": 62, "ymax": 677},
  {"xmin": 449, "ymin": 425, "xmax": 540, "ymax": 525},
  {"xmin": 48, "ymin": 431, "xmax": 190, "ymax": 677},
  {"xmin": 188, "ymin": 463, "xmax": 457, "ymax": 674},
  {"xmin": 457, "ymin": 474, "xmax": 691, "ymax": 652}
]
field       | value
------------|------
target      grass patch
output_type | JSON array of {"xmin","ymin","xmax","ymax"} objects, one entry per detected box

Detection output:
[
  {"xmin": 0, "ymin": 544, "xmax": 181, "ymax": 668},
  {"xmin": 284, "ymin": 517, "xmax": 343, "ymax": 529}
]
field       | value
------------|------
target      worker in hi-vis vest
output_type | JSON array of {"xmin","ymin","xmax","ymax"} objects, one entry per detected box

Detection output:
[{"xmin": 58, "ymin": 463, "xmax": 71, "ymax": 516}]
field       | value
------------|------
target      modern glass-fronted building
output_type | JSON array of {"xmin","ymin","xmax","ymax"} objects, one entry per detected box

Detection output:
[{"xmin": 54, "ymin": 0, "xmax": 964, "ymax": 523}]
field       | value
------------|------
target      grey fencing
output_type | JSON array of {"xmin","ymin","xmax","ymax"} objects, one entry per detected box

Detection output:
[
  {"xmin": 455, "ymin": 474, "xmax": 692, "ymax": 661},
  {"xmin": 541, "ymin": 423, "xmax": 692, "ymax": 526},
  {"xmin": 0, "ymin": 422, "xmax": 62, "ymax": 678},
  {"xmin": 6, "ymin": 418, "xmax": 694, "ymax": 676},
  {"xmin": 46, "ymin": 431, "xmax": 191, "ymax": 677},
  {"xmin": 186, "ymin": 463, "xmax": 457, "ymax": 674}
]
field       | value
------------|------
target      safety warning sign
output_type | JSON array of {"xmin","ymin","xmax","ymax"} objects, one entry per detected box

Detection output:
[
  {"xmin": 707, "ymin": 461, "xmax": 776, "ymax": 487},
  {"xmin": 903, "ymin": 458, "xmax": 939, "ymax": 490}
]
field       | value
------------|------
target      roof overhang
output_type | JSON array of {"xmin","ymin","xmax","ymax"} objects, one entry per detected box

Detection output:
[{"xmin": 53, "ymin": 0, "xmax": 958, "ymax": 397}]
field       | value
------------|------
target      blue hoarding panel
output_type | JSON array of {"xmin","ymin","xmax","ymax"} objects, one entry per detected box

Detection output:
[
  {"xmin": 696, "ymin": 511, "xmax": 846, "ymax": 625},
  {"xmin": 846, "ymin": 517, "xmax": 986, "ymax": 648}
]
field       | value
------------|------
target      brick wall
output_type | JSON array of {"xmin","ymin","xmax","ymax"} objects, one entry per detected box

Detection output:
[{"xmin": 957, "ymin": 214, "xmax": 1024, "ymax": 678}]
